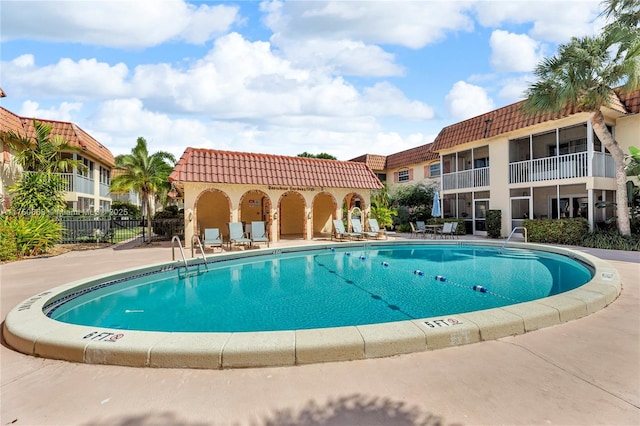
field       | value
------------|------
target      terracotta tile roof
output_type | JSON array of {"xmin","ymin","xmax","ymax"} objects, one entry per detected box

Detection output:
[
  {"xmin": 431, "ymin": 100, "xmax": 583, "ymax": 151},
  {"xmin": 0, "ymin": 107, "xmax": 26, "ymax": 138},
  {"xmin": 348, "ymin": 154, "xmax": 387, "ymax": 171},
  {"xmin": 432, "ymin": 88, "xmax": 640, "ymax": 152},
  {"xmin": 618, "ymin": 88, "xmax": 640, "ymax": 114},
  {"xmin": 385, "ymin": 143, "xmax": 438, "ymax": 169},
  {"xmin": 21, "ymin": 117, "xmax": 115, "ymax": 167},
  {"xmin": 170, "ymin": 148, "xmax": 384, "ymax": 189},
  {"xmin": 1, "ymin": 107, "xmax": 114, "ymax": 167}
]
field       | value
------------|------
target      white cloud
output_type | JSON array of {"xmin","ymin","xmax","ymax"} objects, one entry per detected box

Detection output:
[
  {"xmin": 262, "ymin": 0, "xmax": 475, "ymax": 79},
  {"xmin": 498, "ymin": 76, "xmax": 531, "ymax": 102},
  {"xmin": 474, "ymin": 0, "xmax": 602, "ymax": 42},
  {"xmin": 0, "ymin": 0, "xmax": 239, "ymax": 48},
  {"xmin": 262, "ymin": 0, "xmax": 474, "ymax": 49},
  {"xmin": 85, "ymin": 97, "xmax": 431, "ymax": 160},
  {"xmin": 445, "ymin": 81, "xmax": 495, "ymax": 121},
  {"xmin": 18, "ymin": 100, "xmax": 83, "ymax": 122},
  {"xmin": 2, "ymin": 55, "xmax": 130, "ymax": 98},
  {"xmin": 490, "ymin": 30, "xmax": 542, "ymax": 73},
  {"xmin": 273, "ymin": 38, "xmax": 404, "ymax": 77}
]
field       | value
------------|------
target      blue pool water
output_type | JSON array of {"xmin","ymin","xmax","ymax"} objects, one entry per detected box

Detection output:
[{"xmin": 46, "ymin": 245, "xmax": 593, "ymax": 332}]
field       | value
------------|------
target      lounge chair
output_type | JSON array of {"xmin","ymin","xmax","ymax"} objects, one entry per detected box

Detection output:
[
  {"xmin": 227, "ymin": 222, "xmax": 252, "ymax": 249},
  {"xmin": 203, "ymin": 228, "xmax": 223, "ymax": 252},
  {"xmin": 250, "ymin": 221, "xmax": 269, "ymax": 247},
  {"xmin": 437, "ymin": 222, "xmax": 454, "ymax": 239},
  {"xmin": 333, "ymin": 219, "xmax": 362, "ymax": 240},
  {"xmin": 410, "ymin": 222, "xmax": 427, "ymax": 238},
  {"xmin": 449, "ymin": 221, "xmax": 459, "ymax": 239},
  {"xmin": 351, "ymin": 218, "xmax": 378, "ymax": 239},
  {"xmin": 368, "ymin": 218, "xmax": 396, "ymax": 239}
]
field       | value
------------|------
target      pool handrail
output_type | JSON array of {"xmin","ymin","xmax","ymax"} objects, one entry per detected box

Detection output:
[{"xmin": 171, "ymin": 235, "xmax": 189, "ymax": 269}]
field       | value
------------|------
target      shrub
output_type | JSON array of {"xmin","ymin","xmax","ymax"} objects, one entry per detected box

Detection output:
[
  {"xmin": 581, "ymin": 230, "xmax": 640, "ymax": 251},
  {"xmin": 524, "ymin": 218, "xmax": 589, "ymax": 246},
  {"xmin": 486, "ymin": 210, "xmax": 502, "ymax": 239},
  {"xmin": 9, "ymin": 172, "xmax": 66, "ymax": 215},
  {"xmin": 0, "ymin": 214, "xmax": 62, "ymax": 258},
  {"xmin": 0, "ymin": 226, "xmax": 17, "ymax": 261},
  {"xmin": 111, "ymin": 201, "xmax": 141, "ymax": 218}
]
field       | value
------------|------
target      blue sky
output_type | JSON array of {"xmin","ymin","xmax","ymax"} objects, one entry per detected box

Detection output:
[{"xmin": 0, "ymin": 0, "xmax": 606, "ymax": 161}]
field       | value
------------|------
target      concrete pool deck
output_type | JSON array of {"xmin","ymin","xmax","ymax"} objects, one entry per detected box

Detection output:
[{"xmin": 1, "ymin": 236, "xmax": 639, "ymax": 425}]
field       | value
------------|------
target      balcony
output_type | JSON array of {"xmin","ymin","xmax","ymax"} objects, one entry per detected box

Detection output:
[
  {"xmin": 509, "ymin": 152, "xmax": 615, "ymax": 184},
  {"xmin": 442, "ymin": 167, "xmax": 490, "ymax": 190},
  {"xmin": 23, "ymin": 172, "xmax": 95, "ymax": 194}
]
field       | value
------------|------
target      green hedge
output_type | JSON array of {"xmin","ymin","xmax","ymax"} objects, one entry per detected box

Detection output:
[
  {"xmin": 486, "ymin": 210, "xmax": 502, "ymax": 239},
  {"xmin": 524, "ymin": 218, "xmax": 590, "ymax": 246}
]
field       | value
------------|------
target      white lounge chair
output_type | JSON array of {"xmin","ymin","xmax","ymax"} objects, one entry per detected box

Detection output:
[
  {"xmin": 351, "ymin": 218, "xmax": 378, "ymax": 239},
  {"xmin": 368, "ymin": 218, "xmax": 396, "ymax": 239},
  {"xmin": 203, "ymin": 228, "xmax": 223, "ymax": 252},
  {"xmin": 333, "ymin": 219, "xmax": 362, "ymax": 240},
  {"xmin": 228, "ymin": 222, "xmax": 252, "ymax": 249},
  {"xmin": 250, "ymin": 221, "xmax": 269, "ymax": 247}
]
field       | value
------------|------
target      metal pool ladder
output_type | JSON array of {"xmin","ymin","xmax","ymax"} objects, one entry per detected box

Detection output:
[
  {"xmin": 171, "ymin": 235, "xmax": 189, "ymax": 269},
  {"xmin": 501, "ymin": 226, "xmax": 528, "ymax": 252},
  {"xmin": 191, "ymin": 235, "xmax": 209, "ymax": 271}
]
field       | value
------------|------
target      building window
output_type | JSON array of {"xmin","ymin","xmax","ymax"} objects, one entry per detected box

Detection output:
[
  {"xmin": 429, "ymin": 164, "xmax": 441, "ymax": 177},
  {"xmin": 100, "ymin": 166, "xmax": 111, "ymax": 185},
  {"xmin": 376, "ymin": 173, "xmax": 387, "ymax": 182},
  {"xmin": 79, "ymin": 157, "xmax": 94, "ymax": 178},
  {"xmin": 398, "ymin": 169, "xmax": 409, "ymax": 182}
]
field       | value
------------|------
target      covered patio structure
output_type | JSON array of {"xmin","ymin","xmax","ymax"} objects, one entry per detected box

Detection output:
[{"xmin": 169, "ymin": 148, "xmax": 384, "ymax": 247}]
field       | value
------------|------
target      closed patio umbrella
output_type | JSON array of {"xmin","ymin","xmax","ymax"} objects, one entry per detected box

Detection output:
[{"xmin": 432, "ymin": 191, "xmax": 441, "ymax": 218}]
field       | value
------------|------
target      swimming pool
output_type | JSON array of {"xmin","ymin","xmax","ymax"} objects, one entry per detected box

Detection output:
[
  {"xmin": 46, "ymin": 245, "xmax": 592, "ymax": 332},
  {"xmin": 3, "ymin": 240, "xmax": 622, "ymax": 369}
]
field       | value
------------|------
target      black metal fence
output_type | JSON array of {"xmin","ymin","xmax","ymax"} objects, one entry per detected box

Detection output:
[{"xmin": 59, "ymin": 217, "xmax": 184, "ymax": 245}]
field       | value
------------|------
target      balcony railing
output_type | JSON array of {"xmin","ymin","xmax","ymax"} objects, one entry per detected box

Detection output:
[
  {"xmin": 509, "ymin": 152, "xmax": 614, "ymax": 184},
  {"xmin": 99, "ymin": 182, "xmax": 110, "ymax": 197},
  {"xmin": 442, "ymin": 166, "xmax": 490, "ymax": 190},
  {"xmin": 22, "ymin": 172, "xmax": 94, "ymax": 194}
]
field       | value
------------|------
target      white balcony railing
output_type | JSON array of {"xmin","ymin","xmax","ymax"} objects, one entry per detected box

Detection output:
[
  {"xmin": 442, "ymin": 166, "xmax": 490, "ymax": 190},
  {"xmin": 22, "ymin": 172, "xmax": 94, "ymax": 194},
  {"xmin": 509, "ymin": 152, "xmax": 594, "ymax": 184}
]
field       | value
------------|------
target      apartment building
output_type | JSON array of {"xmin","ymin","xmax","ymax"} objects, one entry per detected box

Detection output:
[
  {"xmin": 0, "ymin": 105, "xmax": 115, "ymax": 213},
  {"xmin": 353, "ymin": 89, "xmax": 640, "ymax": 237}
]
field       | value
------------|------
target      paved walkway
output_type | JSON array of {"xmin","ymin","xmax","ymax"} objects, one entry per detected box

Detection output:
[{"xmin": 1, "ymin": 238, "xmax": 638, "ymax": 425}]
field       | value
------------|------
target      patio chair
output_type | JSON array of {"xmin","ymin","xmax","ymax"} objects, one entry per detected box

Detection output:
[
  {"xmin": 449, "ymin": 221, "xmax": 459, "ymax": 239},
  {"xmin": 437, "ymin": 222, "xmax": 454, "ymax": 239},
  {"xmin": 250, "ymin": 221, "xmax": 270, "ymax": 248},
  {"xmin": 333, "ymin": 219, "xmax": 361, "ymax": 240},
  {"xmin": 367, "ymin": 218, "xmax": 396, "ymax": 239},
  {"xmin": 203, "ymin": 228, "xmax": 223, "ymax": 252},
  {"xmin": 410, "ymin": 222, "xmax": 427, "ymax": 238},
  {"xmin": 227, "ymin": 222, "xmax": 252, "ymax": 249},
  {"xmin": 351, "ymin": 218, "xmax": 378, "ymax": 239}
]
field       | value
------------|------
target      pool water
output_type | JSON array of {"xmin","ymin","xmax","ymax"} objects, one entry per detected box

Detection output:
[{"xmin": 47, "ymin": 245, "xmax": 593, "ymax": 332}]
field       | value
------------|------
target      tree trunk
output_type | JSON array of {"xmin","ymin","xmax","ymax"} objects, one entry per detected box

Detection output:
[
  {"xmin": 591, "ymin": 111, "xmax": 631, "ymax": 236},
  {"xmin": 145, "ymin": 192, "xmax": 153, "ymax": 243}
]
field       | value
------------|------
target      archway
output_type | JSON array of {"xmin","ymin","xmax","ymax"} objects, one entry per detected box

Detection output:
[
  {"xmin": 239, "ymin": 190, "xmax": 272, "ymax": 239},
  {"xmin": 311, "ymin": 192, "xmax": 337, "ymax": 239},
  {"xmin": 278, "ymin": 191, "xmax": 306, "ymax": 240},
  {"xmin": 342, "ymin": 192, "xmax": 367, "ymax": 232},
  {"xmin": 195, "ymin": 189, "xmax": 232, "ymax": 239}
]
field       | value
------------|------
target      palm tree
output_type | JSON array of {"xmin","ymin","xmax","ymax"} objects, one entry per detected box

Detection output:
[
  {"xmin": 110, "ymin": 137, "xmax": 176, "ymax": 242},
  {"xmin": 522, "ymin": 1, "xmax": 640, "ymax": 236},
  {"xmin": 2, "ymin": 119, "xmax": 85, "ymax": 173}
]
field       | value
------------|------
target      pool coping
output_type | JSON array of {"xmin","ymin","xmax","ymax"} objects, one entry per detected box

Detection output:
[{"xmin": 2, "ymin": 240, "xmax": 622, "ymax": 369}]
